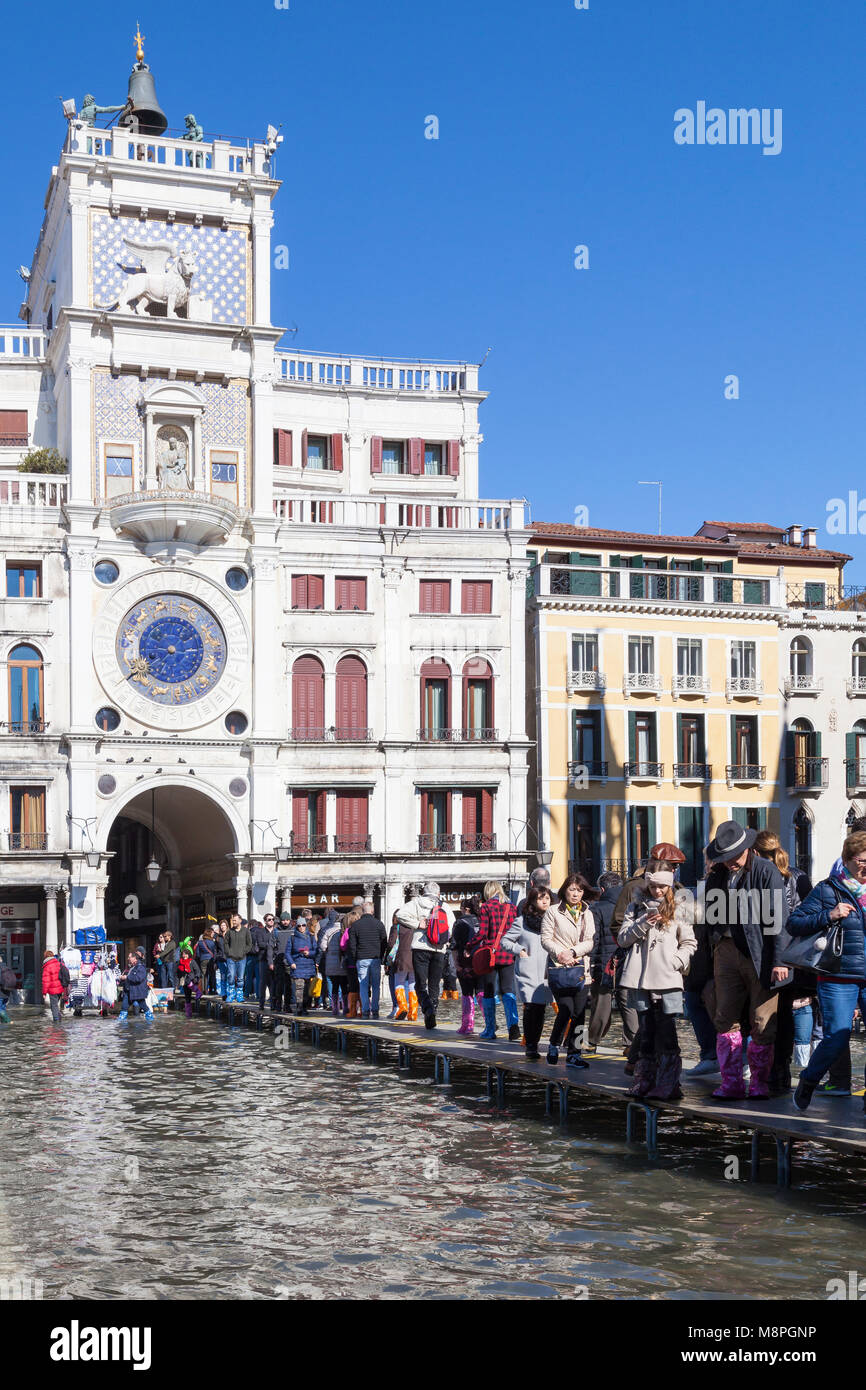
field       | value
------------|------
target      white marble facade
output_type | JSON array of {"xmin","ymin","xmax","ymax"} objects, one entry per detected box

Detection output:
[{"xmin": 0, "ymin": 103, "xmax": 531, "ymax": 975}]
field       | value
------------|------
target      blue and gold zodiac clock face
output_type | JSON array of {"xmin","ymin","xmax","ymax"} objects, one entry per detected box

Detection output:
[{"xmin": 115, "ymin": 594, "xmax": 227, "ymax": 705}]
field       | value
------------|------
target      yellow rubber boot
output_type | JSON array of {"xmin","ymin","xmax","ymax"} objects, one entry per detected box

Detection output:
[
  {"xmin": 395, "ymin": 987, "xmax": 408, "ymax": 1021},
  {"xmin": 407, "ymin": 989, "xmax": 419, "ymax": 1022}
]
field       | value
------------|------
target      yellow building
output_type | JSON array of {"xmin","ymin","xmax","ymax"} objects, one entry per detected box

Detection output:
[{"xmin": 527, "ymin": 520, "xmax": 850, "ymax": 886}]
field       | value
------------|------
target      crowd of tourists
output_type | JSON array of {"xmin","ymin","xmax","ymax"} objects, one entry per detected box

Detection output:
[{"xmin": 15, "ymin": 817, "xmax": 866, "ymax": 1116}]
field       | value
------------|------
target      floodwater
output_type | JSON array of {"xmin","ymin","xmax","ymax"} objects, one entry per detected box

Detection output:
[{"xmin": 1, "ymin": 1004, "xmax": 865, "ymax": 1301}]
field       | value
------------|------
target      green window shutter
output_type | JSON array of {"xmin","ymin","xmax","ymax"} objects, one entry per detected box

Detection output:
[
  {"xmin": 608, "ymin": 555, "xmax": 621, "ymax": 597},
  {"xmin": 730, "ymin": 714, "xmax": 737, "ymax": 763},
  {"xmin": 732, "ymin": 807, "xmax": 747, "ymax": 828},
  {"xmin": 689, "ymin": 557, "xmax": 705, "ymax": 572},
  {"xmin": 742, "ymin": 579, "xmax": 764, "ymax": 605},
  {"xmin": 571, "ymin": 709, "xmax": 578, "ymax": 761},
  {"xmin": 629, "ymin": 555, "xmax": 644, "ymax": 599},
  {"xmin": 591, "ymin": 710, "xmax": 602, "ymax": 749},
  {"xmin": 676, "ymin": 712, "xmax": 683, "ymax": 761},
  {"xmin": 647, "ymin": 807, "xmax": 657, "ymax": 849},
  {"xmin": 649, "ymin": 714, "xmax": 658, "ymax": 762},
  {"xmin": 678, "ymin": 807, "xmax": 701, "ymax": 887},
  {"xmin": 847, "ymin": 731, "xmax": 857, "ymax": 788},
  {"xmin": 805, "ymin": 582, "xmax": 824, "ymax": 608},
  {"xmin": 752, "ymin": 717, "xmax": 759, "ymax": 764},
  {"xmin": 628, "ymin": 711, "xmax": 637, "ymax": 764},
  {"xmin": 721, "ymin": 560, "xmax": 734, "ymax": 573},
  {"xmin": 570, "ymin": 552, "xmax": 601, "ymax": 596}
]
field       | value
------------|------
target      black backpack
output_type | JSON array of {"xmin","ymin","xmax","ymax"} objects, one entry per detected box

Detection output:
[{"xmin": 58, "ymin": 963, "xmax": 71, "ymax": 987}]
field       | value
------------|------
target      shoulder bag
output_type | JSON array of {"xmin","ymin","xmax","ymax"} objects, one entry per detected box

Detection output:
[{"xmin": 780, "ymin": 880, "xmax": 849, "ymax": 975}]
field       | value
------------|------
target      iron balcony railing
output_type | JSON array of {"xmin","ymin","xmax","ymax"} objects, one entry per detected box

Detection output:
[
  {"xmin": 787, "ymin": 583, "xmax": 866, "ymax": 612},
  {"xmin": 288, "ymin": 727, "xmax": 374, "ymax": 742},
  {"xmin": 460, "ymin": 833, "xmax": 497, "ymax": 852},
  {"xmin": 624, "ymin": 761, "xmax": 664, "ymax": 781},
  {"xmin": 417, "ymin": 727, "xmax": 499, "ymax": 742},
  {"xmin": 333, "ymin": 835, "xmax": 372, "ymax": 854},
  {"xmin": 567, "ymin": 759, "xmax": 609, "ymax": 781},
  {"xmin": 289, "ymin": 834, "xmax": 372, "ymax": 855},
  {"xmin": 567, "ymin": 669, "xmax": 607, "ymax": 693},
  {"xmin": 0, "ymin": 719, "xmax": 49, "ymax": 734},
  {"xmin": 726, "ymin": 676, "xmax": 764, "ymax": 698},
  {"xmin": 673, "ymin": 762, "xmax": 712, "ymax": 781},
  {"xmin": 785, "ymin": 757, "xmax": 829, "ymax": 790},
  {"xmin": 784, "ymin": 674, "xmax": 824, "ymax": 696},
  {"xmin": 7, "ymin": 831, "xmax": 47, "ymax": 850},
  {"xmin": 418, "ymin": 833, "xmax": 456, "ymax": 853},
  {"xmin": 568, "ymin": 857, "xmax": 598, "ymax": 880},
  {"xmin": 847, "ymin": 677, "xmax": 866, "ymax": 698},
  {"xmin": 290, "ymin": 833, "xmax": 330, "ymax": 856},
  {"xmin": 726, "ymin": 763, "xmax": 766, "ymax": 783},
  {"xmin": 845, "ymin": 759, "xmax": 866, "ymax": 789},
  {"xmin": 539, "ymin": 563, "xmax": 779, "ymax": 608},
  {"xmin": 672, "ymin": 673, "xmax": 711, "ymax": 696}
]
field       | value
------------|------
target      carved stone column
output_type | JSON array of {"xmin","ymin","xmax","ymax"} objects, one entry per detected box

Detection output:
[{"xmin": 44, "ymin": 887, "xmax": 59, "ymax": 955}]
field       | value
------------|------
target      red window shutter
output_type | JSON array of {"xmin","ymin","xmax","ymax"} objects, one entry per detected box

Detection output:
[
  {"xmin": 330, "ymin": 432, "xmax": 343, "ymax": 472},
  {"xmin": 275, "ymin": 429, "xmax": 293, "ymax": 467},
  {"xmin": 462, "ymin": 580, "xmax": 492, "ymax": 614},
  {"xmin": 309, "ymin": 576, "xmax": 324, "ymax": 608},
  {"xmin": 420, "ymin": 789, "xmax": 429, "ymax": 836},
  {"xmin": 481, "ymin": 789, "xmax": 493, "ymax": 836},
  {"xmin": 316, "ymin": 790, "xmax": 327, "ymax": 836},
  {"xmin": 420, "ymin": 580, "xmax": 449, "ymax": 612},
  {"xmin": 419, "ymin": 580, "xmax": 433, "ymax": 613},
  {"xmin": 337, "ymin": 793, "xmax": 368, "ymax": 842},
  {"xmin": 292, "ymin": 792, "xmax": 309, "ymax": 843},
  {"xmin": 335, "ymin": 655, "xmax": 367, "ymax": 734},
  {"xmin": 336, "ymin": 578, "xmax": 366, "ymax": 610},
  {"xmin": 446, "ymin": 791, "xmax": 452, "ymax": 834},
  {"xmin": 462, "ymin": 791, "xmax": 478, "ymax": 838},
  {"xmin": 370, "ymin": 436, "xmax": 383, "ymax": 473},
  {"xmin": 408, "ymin": 438, "xmax": 424, "ymax": 475},
  {"xmin": 291, "ymin": 575, "xmax": 307, "ymax": 608},
  {"xmin": 292, "ymin": 656, "xmax": 324, "ymax": 731},
  {"xmin": 0, "ymin": 410, "xmax": 27, "ymax": 444},
  {"xmin": 300, "ymin": 429, "xmax": 308, "ymax": 467},
  {"xmin": 447, "ymin": 439, "xmax": 460, "ymax": 477}
]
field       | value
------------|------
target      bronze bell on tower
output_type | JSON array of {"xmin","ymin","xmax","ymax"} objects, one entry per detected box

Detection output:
[{"xmin": 118, "ymin": 27, "xmax": 167, "ymax": 136}]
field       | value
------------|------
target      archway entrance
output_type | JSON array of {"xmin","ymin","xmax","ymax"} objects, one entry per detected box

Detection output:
[{"xmin": 103, "ymin": 783, "xmax": 240, "ymax": 955}]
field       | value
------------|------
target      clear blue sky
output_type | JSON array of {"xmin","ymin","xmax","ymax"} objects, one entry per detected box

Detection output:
[{"xmin": 4, "ymin": 1, "xmax": 865, "ymax": 575}]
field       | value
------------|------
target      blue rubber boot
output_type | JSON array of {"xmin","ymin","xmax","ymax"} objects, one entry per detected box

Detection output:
[
  {"xmin": 502, "ymin": 992, "xmax": 520, "ymax": 1036},
  {"xmin": 117, "ymin": 1011, "xmax": 128, "ymax": 1022},
  {"xmin": 144, "ymin": 1009, "xmax": 154, "ymax": 1021},
  {"xmin": 479, "ymin": 998, "xmax": 498, "ymax": 1040}
]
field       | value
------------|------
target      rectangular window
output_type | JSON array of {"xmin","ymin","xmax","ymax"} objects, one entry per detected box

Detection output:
[
  {"xmin": 424, "ymin": 443, "xmax": 444, "ymax": 476},
  {"xmin": 461, "ymin": 581, "xmax": 492, "ymax": 614},
  {"xmin": 305, "ymin": 435, "xmax": 328, "ymax": 470},
  {"xmin": 571, "ymin": 806, "xmax": 600, "ymax": 879},
  {"xmin": 10, "ymin": 786, "xmax": 45, "ymax": 850},
  {"xmin": 0, "ymin": 410, "xmax": 28, "ymax": 446},
  {"xmin": 571, "ymin": 633, "xmax": 599, "ymax": 671},
  {"xmin": 335, "ymin": 792, "xmax": 369, "ymax": 853},
  {"xmin": 292, "ymin": 790, "xmax": 327, "ymax": 852},
  {"xmin": 678, "ymin": 714, "xmax": 704, "ymax": 763},
  {"xmin": 804, "ymin": 582, "xmax": 826, "ymax": 608},
  {"xmin": 291, "ymin": 575, "xmax": 325, "ymax": 610},
  {"xmin": 334, "ymin": 577, "xmax": 367, "ymax": 611},
  {"xmin": 572, "ymin": 711, "xmax": 601, "ymax": 764},
  {"xmin": 5, "ymin": 564, "xmax": 41, "ymax": 598},
  {"xmin": 210, "ymin": 449, "xmax": 239, "ymax": 503},
  {"xmin": 420, "ymin": 790, "xmax": 451, "ymax": 847},
  {"xmin": 104, "ymin": 444, "xmax": 133, "ymax": 500},
  {"xmin": 730, "ymin": 641, "xmax": 757, "ymax": 679},
  {"xmin": 381, "ymin": 441, "xmax": 405, "ymax": 475},
  {"xmin": 419, "ymin": 579, "xmax": 451, "ymax": 613},
  {"xmin": 677, "ymin": 638, "xmax": 702, "ymax": 677},
  {"xmin": 732, "ymin": 807, "xmax": 767, "ymax": 831},
  {"xmin": 733, "ymin": 715, "xmax": 758, "ymax": 764},
  {"xmin": 628, "ymin": 636, "xmax": 654, "ymax": 674},
  {"xmin": 628, "ymin": 806, "xmax": 656, "ymax": 870}
]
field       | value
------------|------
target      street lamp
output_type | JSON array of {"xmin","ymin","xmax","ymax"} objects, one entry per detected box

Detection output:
[
  {"xmin": 274, "ymin": 843, "xmax": 292, "ymax": 865},
  {"xmin": 508, "ymin": 817, "xmax": 553, "ymax": 867},
  {"xmin": 146, "ymin": 787, "xmax": 160, "ymax": 885},
  {"xmin": 85, "ymin": 850, "xmax": 102, "ymax": 870}
]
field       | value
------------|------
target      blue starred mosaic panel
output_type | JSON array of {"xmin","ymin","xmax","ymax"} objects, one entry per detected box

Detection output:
[{"xmin": 92, "ymin": 215, "xmax": 248, "ymax": 324}]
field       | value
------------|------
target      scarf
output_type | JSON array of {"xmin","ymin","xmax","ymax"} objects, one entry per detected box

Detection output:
[{"xmin": 832, "ymin": 867, "xmax": 866, "ymax": 908}]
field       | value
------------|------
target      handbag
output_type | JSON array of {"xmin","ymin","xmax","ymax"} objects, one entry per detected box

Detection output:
[
  {"xmin": 548, "ymin": 963, "xmax": 586, "ymax": 990},
  {"xmin": 780, "ymin": 880, "xmax": 849, "ymax": 975}
]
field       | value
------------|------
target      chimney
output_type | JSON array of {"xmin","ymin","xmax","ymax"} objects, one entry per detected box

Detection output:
[
  {"xmin": 725, "ymin": 531, "xmax": 737, "ymax": 545},
  {"xmin": 803, "ymin": 527, "xmax": 817, "ymax": 549},
  {"xmin": 788, "ymin": 523, "xmax": 803, "ymax": 546}
]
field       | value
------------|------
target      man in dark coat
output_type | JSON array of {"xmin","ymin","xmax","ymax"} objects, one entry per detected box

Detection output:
[
  {"xmin": 273, "ymin": 911, "xmax": 293, "ymax": 1013},
  {"xmin": 252, "ymin": 915, "xmax": 279, "ymax": 1010}
]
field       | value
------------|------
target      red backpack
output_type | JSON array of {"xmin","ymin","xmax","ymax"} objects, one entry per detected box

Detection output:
[{"xmin": 425, "ymin": 905, "xmax": 451, "ymax": 947}]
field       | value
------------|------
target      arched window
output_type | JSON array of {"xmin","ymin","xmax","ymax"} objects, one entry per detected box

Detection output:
[
  {"xmin": 8, "ymin": 644, "xmax": 43, "ymax": 732},
  {"xmin": 854, "ymin": 640, "xmax": 866, "ymax": 689},
  {"xmin": 335, "ymin": 656, "xmax": 368, "ymax": 740},
  {"xmin": 787, "ymin": 718, "xmax": 819, "ymax": 790},
  {"xmin": 847, "ymin": 720, "xmax": 866, "ymax": 791},
  {"xmin": 420, "ymin": 658, "xmax": 451, "ymax": 741},
  {"xmin": 462, "ymin": 658, "xmax": 494, "ymax": 740},
  {"xmin": 789, "ymin": 636, "xmax": 812, "ymax": 680},
  {"xmin": 291, "ymin": 656, "xmax": 324, "ymax": 740}
]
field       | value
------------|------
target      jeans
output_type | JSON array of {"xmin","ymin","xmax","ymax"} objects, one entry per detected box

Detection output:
[
  {"xmin": 226, "ymin": 957, "xmax": 246, "ymax": 995},
  {"xmin": 154, "ymin": 960, "xmax": 166, "ymax": 988},
  {"xmin": 328, "ymin": 975, "xmax": 348, "ymax": 1013},
  {"xmin": 684, "ymin": 988, "xmax": 717, "ymax": 1062},
  {"xmin": 793, "ymin": 1003, "xmax": 813, "ymax": 1047},
  {"xmin": 802, "ymin": 980, "xmax": 866, "ymax": 1086},
  {"xmin": 412, "ymin": 950, "xmax": 445, "ymax": 1020},
  {"xmin": 244, "ymin": 956, "xmax": 260, "ymax": 998},
  {"xmin": 164, "ymin": 959, "xmax": 177, "ymax": 988},
  {"xmin": 356, "ymin": 958, "xmax": 382, "ymax": 1014},
  {"xmin": 47, "ymin": 995, "xmax": 62, "ymax": 1022}
]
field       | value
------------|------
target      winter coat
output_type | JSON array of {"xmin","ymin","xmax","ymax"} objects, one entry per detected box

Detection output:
[
  {"xmin": 394, "ymin": 894, "xmax": 455, "ymax": 955},
  {"xmin": 194, "ymin": 936, "xmax": 217, "ymax": 966},
  {"xmin": 41, "ymin": 956, "xmax": 64, "ymax": 996},
  {"xmin": 158, "ymin": 938, "xmax": 177, "ymax": 965},
  {"xmin": 501, "ymin": 912, "xmax": 552, "ymax": 1005},
  {"xmin": 704, "ymin": 854, "xmax": 790, "ymax": 989},
  {"xmin": 123, "ymin": 960, "xmax": 149, "ymax": 1002},
  {"xmin": 319, "ymin": 922, "xmax": 346, "ymax": 976},
  {"xmin": 213, "ymin": 932, "xmax": 227, "ymax": 962},
  {"xmin": 223, "ymin": 925, "xmax": 253, "ymax": 961},
  {"xmin": 287, "ymin": 929, "xmax": 318, "ymax": 979},
  {"xmin": 589, "ymin": 885, "xmax": 621, "ymax": 987},
  {"xmin": 387, "ymin": 922, "xmax": 416, "ymax": 975},
  {"xmin": 275, "ymin": 928, "xmax": 292, "ymax": 961},
  {"xmin": 475, "ymin": 899, "xmax": 517, "ymax": 968},
  {"xmin": 251, "ymin": 923, "xmax": 279, "ymax": 967},
  {"xmin": 348, "ymin": 914, "xmax": 387, "ymax": 962},
  {"xmin": 613, "ymin": 868, "xmax": 648, "ymax": 929},
  {"xmin": 540, "ymin": 902, "xmax": 595, "ymax": 968},
  {"xmin": 685, "ymin": 914, "xmax": 714, "ymax": 994},
  {"xmin": 788, "ymin": 877, "xmax": 866, "ymax": 981},
  {"xmin": 618, "ymin": 896, "xmax": 697, "ymax": 992}
]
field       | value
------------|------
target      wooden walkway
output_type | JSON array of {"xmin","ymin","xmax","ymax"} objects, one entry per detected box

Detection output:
[{"xmin": 176, "ymin": 994, "xmax": 866, "ymax": 1188}]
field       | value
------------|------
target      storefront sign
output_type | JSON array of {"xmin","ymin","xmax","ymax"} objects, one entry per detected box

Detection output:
[
  {"xmin": 0, "ymin": 903, "xmax": 39, "ymax": 919},
  {"xmin": 216, "ymin": 894, "xmax": 238, "ymax": 914},
  {"xmin": 291, "ymin": 890, "xmax": 362, "ymax": 910}
]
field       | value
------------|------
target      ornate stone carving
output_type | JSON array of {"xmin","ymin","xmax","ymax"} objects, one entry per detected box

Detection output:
[{"xmin": 108, "ymin": 239, "xmax": 198, "ymax": 318}]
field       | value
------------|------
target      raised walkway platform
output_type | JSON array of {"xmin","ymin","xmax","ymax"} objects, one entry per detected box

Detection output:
[{"xmin": 175, "ymin": 994, "xmax": 866, "ymax": 1188}]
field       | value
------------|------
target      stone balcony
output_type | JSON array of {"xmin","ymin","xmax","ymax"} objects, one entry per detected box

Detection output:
[{"xmin": 106, "ymin": 488, "xmax": 244, "ymax": 546}]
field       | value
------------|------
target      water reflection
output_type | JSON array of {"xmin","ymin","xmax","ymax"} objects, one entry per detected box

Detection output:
[{"xmin": 0, "ymin": 1010, "xmax": 864, "ymax": 1300}]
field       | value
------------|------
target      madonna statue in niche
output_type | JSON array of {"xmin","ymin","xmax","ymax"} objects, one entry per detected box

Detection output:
[{"xmin": 156, "ymin": 427, "xmax": 193, "ymax": 490}]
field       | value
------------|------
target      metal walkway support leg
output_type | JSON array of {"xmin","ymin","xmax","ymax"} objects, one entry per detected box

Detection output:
[
  {"xmin": 486, "ymin": 1067, "xmax": 506, "ymax": 1105},
  {"xmin": 365, "ymin": 1036, "xmax": 379, "ymax": 1062},
  {"xmin": 292, "ymin": 1019, "xmax": 301, "ymax": 1042},
  {"xmin": 311, "ymin": 1024, "xmax": 321, "ymax": 1047},
  {"xmin": 433, "ymin": 1053, "xmax": 452, "ymax": 1084},
  {"xmin": 398, "ymin": 1043, "xmax": 412, "ymax": 1070},
  {"xmin": 255, "ymin": 1010, "xmax": 264, "ymax": 1032},
  {"xmin": 337, "ymin": 1029, "xmax": 348, "ymax": 1054},
  {"xmin": 626, "ymin": 1101, "xmax": 659, "ymax": 1159},
  {"xmin": 751, "ymin": 1130, "xmax": 762, "ymax": 1182},
  {"xmin": 775, "ymin": 1135, "xmax": 793, "ymax": 1188}
]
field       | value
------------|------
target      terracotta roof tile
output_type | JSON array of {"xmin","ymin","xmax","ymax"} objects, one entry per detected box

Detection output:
[
  {"xmin": 529, "ymin": 521, "xmax": 851, "ymax": 564},
  {"xmin": 699, "ymin": 520, "xmax": 786, "ymax": 534}
]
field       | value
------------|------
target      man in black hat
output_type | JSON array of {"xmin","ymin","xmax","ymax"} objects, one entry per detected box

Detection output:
[
  {"xmin": 703, "ymin": 819, "xmax": 791, "ymax": 1101},
  {"xmin": 273, "ymin": 911, "xmax": 293, "ymax": 1013}
]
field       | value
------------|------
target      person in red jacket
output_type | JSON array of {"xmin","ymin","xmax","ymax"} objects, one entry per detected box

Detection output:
[{"xmin": 41, "ymin": 950, "xmax": 65, "ymax": 1023}]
